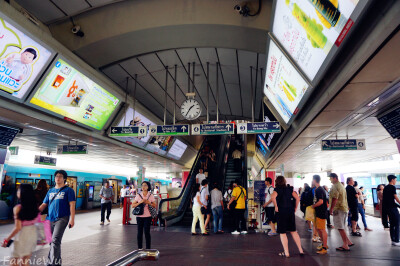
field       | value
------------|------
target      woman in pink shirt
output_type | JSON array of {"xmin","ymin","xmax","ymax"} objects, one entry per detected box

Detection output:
[{"xmin": 131, "ymin": 181, "xmax": 156, "ymax": 249}]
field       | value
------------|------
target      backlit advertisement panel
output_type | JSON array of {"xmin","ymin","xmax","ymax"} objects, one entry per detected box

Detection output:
[
  {"xmin": 167, "ymin": 139, "xmax": 187, "ymax": 160},
  {"xmin": 30, "ymin": 58, "xmax": 120, "ymax": 130},
  {"xmin": 114, "ymin": 107, "xmax": 155, "ymax": 147},
  {"xmin": 0, "ymin": 15, "xmax": 53, "ymax": 100},
  {"xmin": 145, "ymin": 136, "xmax": 174, "ymax": 156},
  {"xmin": 264, "ymin": 39, "xmax": 309, "ymax": 123},
  {"xmin": 272, "ymin": 0, "xmax": 361, "ymax": 80}
]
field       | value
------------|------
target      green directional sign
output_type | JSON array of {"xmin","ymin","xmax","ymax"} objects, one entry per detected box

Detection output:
[
  {"xmin": 57, "ymin": 145, "xmax": 88, "ymax": 154},
  {"xmin": 321, "ymin": 139, "xmax": 366, "ymax": 151},
  {"xmin": 191, "ymin": 123, "xmax": 234, "ymax": 135},
  {"xmin": 9, "ymin": 146, "xmax": 19, "ymax": 155},
  {"xmin": 148, "ymin": 125, "xmax": 189, "ymax": 136},
  {"xmin": 109, "ymin": 126, "xmax": 147, "ymax": 137}
]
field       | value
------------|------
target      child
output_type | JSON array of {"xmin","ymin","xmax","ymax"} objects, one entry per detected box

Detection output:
[
  {"xmin": 2, "ymin": 184, "xmax": 39, "ymax": 265},
  {"xmin": 5, "ymin": 48, "xmax": 37, "ymax": 82}
]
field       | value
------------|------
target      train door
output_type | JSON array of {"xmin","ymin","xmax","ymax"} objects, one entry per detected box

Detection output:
[
  {"xmin": 109, "ymin": 179, "xmax": 118, "ymax": 203},
  {"xmin": 66, "ymin": 176, "xmax": 78, "ymax": 197}
]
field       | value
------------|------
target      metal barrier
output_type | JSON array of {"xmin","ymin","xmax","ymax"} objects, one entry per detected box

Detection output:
[{"xmin": 106, "ymin": 249, "xmax": 160, "ymax": 266}]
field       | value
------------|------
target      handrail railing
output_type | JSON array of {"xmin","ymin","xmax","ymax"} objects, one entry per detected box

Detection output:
[
  {"xmin": 106, "ymin": 249, "xmax": 160, "ymax": 266},
  {"xmin": 158, "ymin": 137, "xmax": 207, "ymax": 222}
]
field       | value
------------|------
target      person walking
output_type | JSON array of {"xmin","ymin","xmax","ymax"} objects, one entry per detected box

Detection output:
[
  {"xmin": 311, "ymin": 175, "xmax": 328, "ymax": 254},
  {"xmin": 2, "ymin": 184, "xmax": 39, "ymax": 265},
  {"xmin": 39, "ymin": 170, "xmax": 76, "ymax": 266},
  {"xmin": 329, "ymin": 173, "xmax": 353, "ymax": 252},
  {"xmin": 377, "ymin": 184, "xmax": 390, "ymax": 230},
  {"xmin": 354, "ymin": 182, "xmax": 372, "ymax": 231},
  {"xmin": 228, "ymin": 179, "xmax": 247, "ymax": 235},
  {"xmin": 35, "ymin": 179, "xmax": 49, "ymax": 221},
  {"xmin": 300, "ymin": 183, "xmax": 311, "ymax": 218},
  {"xmin": 120, "ymin": 185, "xmax": 129, "ymax": 209},
  {"xmin": 131, "ymin": 181, "xmax": 156, "ymax": 249},
  {"xmin": 382, "ymin": 175, "xmax": 400, "ymax": 246},
  {"xmin": 271, "ymin": 176, "xmax": 304, "ymax": 258},
  {"xmin": 99, "ymin": 182, "xmax": 114, "ymax": 225},
  {"xmin": 346, "ymin": 178, "xmax": 361, "ymax": 236},
  {"xmin": 263, "ymin": 177, "xmax": 277, "ymax": 236},
  {"xmin": 200, "ymin": 180, "xmax": 212, "ymax": 231},
  {"xmin": 191, "ymin": 184, "xmax": 208, "ymax": 235},
  {"xmin": 211, "ymin": 183, "xmax": 224, "ymax": 234}
]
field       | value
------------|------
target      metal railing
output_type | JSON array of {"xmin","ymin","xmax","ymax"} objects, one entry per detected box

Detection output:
[{"xmin": 106, "ymin": 249, "xmax": 159, "ymax": 266}]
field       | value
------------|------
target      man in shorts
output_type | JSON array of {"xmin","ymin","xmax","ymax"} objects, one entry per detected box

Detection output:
[
  {"xmin": 263, "ymin": 177, "xmax": 277, "ymax": 236},
  {"xmin": 311, "ymin": 175, "xmax": 328, "ymax": 254},
  {"xmin": 329, "ymin": 173, "xmax": 354, "ymax": 251},
  {"xmin": 346, "ymin": 177, "xmax": 362, "ymax": 236}
]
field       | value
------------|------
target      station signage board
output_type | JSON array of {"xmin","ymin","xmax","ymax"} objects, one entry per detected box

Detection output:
[
  {"xmin": 321, "ymin": 139, "xmax": 366, "ymax": 151},
  {"xmin": 57, "ymin": 145, "xmax": 88, "ymax": 155},
  {"xmin": 237, "ymin": 122, "xmax": 281, "ymax": 134},
  {"xmin": 9, "ymin": 146, "xmax": 18, "ymax": 155},
  {"xmin": 34, "ymin": 155, "xmax": 57, "ymax": 166},
  {"xmin": 148, "ymin": 125, "xmax": 189, "ymax": 136},
  {"xmin": 109, "ymin": 126, "xmax": 147, "ymax": 137},
  {"xmin": 191, "ymin": 123, "xmax": 234, "ymax": 135}
]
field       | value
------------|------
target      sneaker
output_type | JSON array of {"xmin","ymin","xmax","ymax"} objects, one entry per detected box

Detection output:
[
  {"xmin": 317, "ymin": 245, "xmax": 329, "ymax": 251},
  {"xmin": 100, "ymin": 222, "xmax": 104, "ymax": 225},
  {"xmin": 107, "ymin": 219, "xmax": 111, "ymax": 223},
  {"xmin": 392, "ymin": 242, "xmax": 400, "ymax": 247},
  {"xmin": 268, "ymin": 231, "xmax": 278, "ymax": 236},
  {"xmin": 351, "ymin": 231, "xmax": 362, "ymax": 237},
  {"xmin": 312, "ymin": 236, "xmax": 322, "ymax": 243},
  {"xmin": 240, "ymin": 231, "xmax": 248, "ymax": 235},
  {"xmin": 231, "ymin": 231, "xmax": 240, "ymax": 235},
  {"xmin": 316, "ymin": 247, "xmax": 328, "ymax": 255}
]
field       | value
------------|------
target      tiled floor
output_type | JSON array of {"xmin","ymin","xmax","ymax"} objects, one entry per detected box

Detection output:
[{"xmin": 1, "ymin": 209, "xmax": 400, "ymax": 265}]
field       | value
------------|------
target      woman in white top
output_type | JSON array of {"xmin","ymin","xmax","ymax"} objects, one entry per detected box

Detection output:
[{"xmin": 191, "ymin": 184, "xmax": 208, "ymax": 235}]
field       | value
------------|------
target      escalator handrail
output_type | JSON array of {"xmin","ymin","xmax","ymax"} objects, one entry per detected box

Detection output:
[
  {"xmin": 106, "ymin": 249, "xmax": 159, "ymax": 266},
  {"xmin": 158, "ymin": 138, "xmax": 207, "ymax": 216}
]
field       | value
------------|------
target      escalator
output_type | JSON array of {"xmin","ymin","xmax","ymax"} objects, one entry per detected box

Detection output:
[{"xmin": 159, "ymin": 135, "xmax": 231, "ymax": 227}]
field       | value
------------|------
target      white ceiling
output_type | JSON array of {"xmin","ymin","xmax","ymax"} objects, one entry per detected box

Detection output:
[{"xmin": 102, "ymin": 48, "xmax": 266, "ymax": 124}]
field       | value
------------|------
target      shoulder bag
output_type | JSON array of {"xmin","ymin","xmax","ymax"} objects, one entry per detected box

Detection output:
[
  {"xmin": 147, "ymin": 193, "xmax": 158, "ymax": 219},
  {"xmin": 230, "ymin": 188, "xmax": 243, "ymax": 209},
  {"xmin": 132, "ymin": 194, "xmax": 144, "ymax": 215}
]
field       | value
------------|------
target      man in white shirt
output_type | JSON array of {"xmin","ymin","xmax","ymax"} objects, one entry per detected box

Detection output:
[
  {"xmin": 263, "ymin": 177, "xmax": 277, "ymax": 236},
  {"xmin": 120, "ymin": 185, "xmax": 128, "ymax": 208},
  {"xmin": 200, "ymin": 179, "xmax": 211, "ymax": 232},
  {"xmin": 196, "ymin": 169, "xmax": 206, "ymax": 185}
]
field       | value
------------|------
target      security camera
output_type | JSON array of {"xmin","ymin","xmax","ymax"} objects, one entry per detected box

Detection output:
[
  {"xmin": 234, "ymin": 3, "xmax": 251, "ymax": 17},
  {"xmin": 71, "ymin": 25, "xmax": 84, "ymax": 37}
]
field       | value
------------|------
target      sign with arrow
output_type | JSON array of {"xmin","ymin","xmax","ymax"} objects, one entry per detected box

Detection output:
[
  {"xmin": 192, "ymin": 123, "xmax": 235, "ymax": 135},
  {"xmin": 57, "ymin": 145, "xmax": 88, "ymax": 154},
  {"xmin": 237, "ymin": 122, "xmax": 281, "ymax": 134},
  {"xmin": 148, "ymin": 125, "xmax": 189, "ymax": 136},
  {"xmin": 321, "ymin": 139, "xmax": 366, "ymax": 151},
  {"xmin": 109, "ymin": 126, "xmax": 147, "ymax": 137}
]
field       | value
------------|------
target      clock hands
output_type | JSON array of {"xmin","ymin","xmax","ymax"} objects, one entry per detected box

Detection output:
[{"xmin": 185, "ymin": 105, "xmax": 194, "ymax": 117}]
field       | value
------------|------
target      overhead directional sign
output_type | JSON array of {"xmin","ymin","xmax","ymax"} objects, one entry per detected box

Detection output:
[
  {"xmin": 109, "ymin": 126, "xmax": 147, "ymax": 137},
  {"xmin": 34, "ymin": 155, "xmax": 57, "ymax": 166},
  {"xmin": 192, "ymin": 123, "xmax": 234, "ymax": 135},
  {"xmin": 321, "ymin": 139, "xmax": 366, "ymax": 151},
  {"xmin": 237, "ymin": 122, "xmax": 281, "ymax": 134},
  {"xmin": 9, "ymin": 146, "xmax": 19, "ymax": 155},
  {"xmin": 57, "ymin": 145, "xmax": 88, "ymax": 155},
  {"xmin": 148, "ymin": 125, "xmax": 189, "ymax": 136}
]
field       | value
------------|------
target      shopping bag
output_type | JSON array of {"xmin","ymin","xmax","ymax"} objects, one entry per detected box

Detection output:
[
  {"xmin": 36, "ymin": 217, "xmax": 52, "ymax": 245},
  {"xmin": 305, "ymin": 206, "xmax": 315, "ymax": 221}
]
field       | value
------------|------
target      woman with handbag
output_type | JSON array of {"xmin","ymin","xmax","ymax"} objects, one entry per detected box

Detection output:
[
  {"xmin": 2, "ymin": 184, "xmax": 39, "ymax": 265},
  {"xmin": 131, "ymin": 181, "xmax": 156, "ymax": 249},
  {"xmin": 191, "ymin": 183, "xmax": 208, "ymax": 236}
]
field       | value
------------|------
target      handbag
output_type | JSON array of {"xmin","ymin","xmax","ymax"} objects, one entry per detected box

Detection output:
[
  {"xmin": 305, "ymin": 206, "xmax": 315, "ymax": 221},
  {"xmin": 149, "ymin": 205, "xmax": 158, "ymax": 219},
  {"xmin": 36, "ymin": 215, "xmax": 52, "ymax": 245},
  {"xmin": 132, "ymin": 194, "xmax": 144, "ymax": 216}
]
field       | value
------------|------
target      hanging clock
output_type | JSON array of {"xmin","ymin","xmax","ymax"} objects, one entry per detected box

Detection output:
[{"xmin": 180, "ymin": 98, "xmax": 202, "ymax": 120}]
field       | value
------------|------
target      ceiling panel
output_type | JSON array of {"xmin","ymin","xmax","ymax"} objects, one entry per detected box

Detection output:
[
  {"xmin": 87, "ymin": 0, "xmax": 119, "ymax": 7},
  {"xmin": 15, "ymin": 0, "xmax": 66, "ymax": 23},
  {"xmin": 52, "ymin": 0, "xmax": 90, "ymax": 15}
]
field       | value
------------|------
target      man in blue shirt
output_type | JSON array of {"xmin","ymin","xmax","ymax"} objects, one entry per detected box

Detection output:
[{"xmin": 39, "ymin": 170, "xmax": 76, "ymax": 266}]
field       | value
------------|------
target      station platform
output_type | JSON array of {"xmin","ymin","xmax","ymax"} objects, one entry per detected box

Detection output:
[{"xmin": 1, "ymin": 209, "xmax": 400, "ymax": 265}]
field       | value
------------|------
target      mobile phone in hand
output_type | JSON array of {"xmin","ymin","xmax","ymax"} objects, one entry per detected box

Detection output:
[{"xmin": 6, "ymin": 240, "xmax": 13, "ymax": 247}]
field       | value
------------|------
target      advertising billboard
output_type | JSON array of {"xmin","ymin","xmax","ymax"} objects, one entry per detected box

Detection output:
[
  {"xmin": 272, "ymin": 0, "xmax": 367, "ymax": 81},
  {"xmin": 0, "ymin": 15, "xmax": 54, "ymax": 100},
  {"xmin": 113, "ymin": 107, "xmax": 155, "ymax": 147},
  {"xmin": 145, "ymin": 136, "xmax": 174, "ymax": 156},
  {"xmin": 29, "ymin": 58, "xmax": 120, "ymax": 130},
  {"xmin": 264, "ymin": 39, "xmax": 310, "ymax": 123},
  {"xmin": 167, "ymin": 139, "xmax": 188, "ymax": 160}
]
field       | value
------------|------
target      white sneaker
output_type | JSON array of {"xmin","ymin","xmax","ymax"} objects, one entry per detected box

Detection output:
[
  {"xmin": 241, "ymin": 231, "xmax": 248, "ymax": 235},
  {"xmin": 392, "ymin": 242, "xmax": 400, "ymax": 247},
  {"xmin": 231, "ymin": 231, "xmax": 240, "ymax": 235}
]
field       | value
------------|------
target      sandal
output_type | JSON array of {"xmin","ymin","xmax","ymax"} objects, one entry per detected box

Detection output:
[
  {"xmin": 278, "ymin": 252, "xmax": 290, "ymax": 258},
  {"xmin": 336, "ymin": 247, "xmax": 350, "ymax": 251},
  {"xmin": 348, "ymin": 243, "xmax": 355, "ymax": 247}
]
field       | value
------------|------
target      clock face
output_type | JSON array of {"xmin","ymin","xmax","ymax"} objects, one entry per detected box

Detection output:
[{"xmin": 180, "ymin": 99, "xmax": 202, "ymax": 120}]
